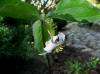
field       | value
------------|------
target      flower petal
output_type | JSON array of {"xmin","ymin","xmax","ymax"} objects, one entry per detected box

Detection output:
[{"xmin": 39, "ymin": 32, "xmax": 65, "ymax": 55}]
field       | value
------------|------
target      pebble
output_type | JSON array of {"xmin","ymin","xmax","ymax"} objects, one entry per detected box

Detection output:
[
  {"xmin": 82, "ymin": 48, "xmax": 93, "ymax": 52},
  {"xmin": 73, "ymin": 44, "xmax": 87, "ymax": 49},
  {"xmin": 96, "ymin": 50, "xmax": 100, "ymax": 53},
  {"xmin": 91, "ymin": 52, "xmax": 100, "ymax": 58}
]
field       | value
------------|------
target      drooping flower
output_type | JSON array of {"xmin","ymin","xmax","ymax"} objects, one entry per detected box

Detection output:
[{"xmin": 39, "ymin": 32, "xmax": 65, "ymax": 55}]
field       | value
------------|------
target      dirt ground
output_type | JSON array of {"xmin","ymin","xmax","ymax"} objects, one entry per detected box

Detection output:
[
  {"xmin": 0, "ymin": 46, "xmax": 100, "ymax": 74},
  {"xmin": 15, "ymin": 46, "xmax": 100, "ymax": 74}
]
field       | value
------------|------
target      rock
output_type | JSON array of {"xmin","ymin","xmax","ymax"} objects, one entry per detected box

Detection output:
[
  {"xmin": 86, "ymin": 35, "xmax": 96, "ymax": 41},
  {"xmin": 95, "ymin": 45, "xmax": 100, "ymax": 49},
  {"xmin": 96, "ymin": 50, "xmax": 100, "ymax": 53},
  {"xmin": 91, "ymin": 49, "xmax": 100, "ymax": 58},
  {"xmin": 84, "ymin": 33, "xmax": 91, "ymax": 37},
  {"xmin": 82, "ymin": 48, "xmax": 93, "ymax": 52},
  {"xmin": 91, "ymin": 32, "xmax": 97, "ymax": 36},
  {"xmin": 95, "ymin": 33, "xmax": 100, "ymax": 38},
  {"xmin": 81, "ymin": 40, "xmax": 88, "ymax": 45},
  {"xmin": 91, "ymin": 51, "xmax": 100, "ymax": 58},
  {"xmin": 73, "ymin": 44, "xmax": 87, "ymax": 49},
  {"xmin": 88, "ymin": 41, "xmax": 96, "ymax": 48},
  {"xmin": 66, "ymin": 42, "xmax": 72, "ymax": 46},
  {"xmin": 97, "ymin": 41, "xmax": 100, "ymax": 44},
  {"xmin": 80, "ymin": 36, "xmax": 86, "ymax": 41},
  {"xmin": 97, "ymin": 44, "xmax": 100, "ymax": 47},
  {"xmin": 73, "ymin": 39, "xmax": 80, "ymax": 44}
]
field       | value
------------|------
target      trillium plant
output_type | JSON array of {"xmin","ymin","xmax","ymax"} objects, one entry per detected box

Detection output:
[{"xmin": 1, "ymin": 0, "xmax": 100, "ymax": 74}]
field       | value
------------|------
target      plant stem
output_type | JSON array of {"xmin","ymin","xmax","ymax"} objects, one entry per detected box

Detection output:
[{"xmin": 41, "ymin": 20, "xmax": 52, "ymax": 74}]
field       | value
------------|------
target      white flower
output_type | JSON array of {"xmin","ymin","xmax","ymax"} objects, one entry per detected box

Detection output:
[{"xmin": 39, "ymin": 32, "xmax": 65, "ymax": 55}]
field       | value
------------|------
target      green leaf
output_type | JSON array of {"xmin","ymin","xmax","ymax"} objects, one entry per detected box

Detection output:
[
  {"xmin": 47, "ymin": 11, "xmax": 77, "ymax": 22},
  {"xmin": 32, "ymin": 20, "xmax": 55, "ymax": 53},
  {"xmin": 48, "ymin": 0, "xmax": 100, "ymax": 23},
  {"xmin": 32, "ymin": 20, "xmax": 44, "ymax": 53},
  {"xmin": 0, "ymin": 0, "xmax": 21, "ymax": 7},
  {"xmin": 0, "ymin": 2, "xmax": 39, "ymax": 19}
]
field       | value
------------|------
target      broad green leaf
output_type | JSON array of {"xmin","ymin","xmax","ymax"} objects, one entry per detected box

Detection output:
[
  {"xmin": 0, "ymin": 0, "xmax": 21, "ymax": 7},
  {"xmin": 32, "ymin": 20, "xmax": 44, "ymax": 53},
  {"xmin": 48, "ymin": 0, "xmax": 100, "ymax": 23},
  {"xmin": 32, "ymin": 20, "xmax": 55, "ymax": 53},
  {"xmin": 47, "ymin": 11, "xmax": 77, "ymax": 22},
  {"xmin": 0, "ymin": 3, "xmax": 39, "ymax": 19}
]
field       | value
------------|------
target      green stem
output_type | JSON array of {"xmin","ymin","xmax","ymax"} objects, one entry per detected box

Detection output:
[{"xmin": 41, "ymin": 20, "xmax": 52, "ymax": 74}]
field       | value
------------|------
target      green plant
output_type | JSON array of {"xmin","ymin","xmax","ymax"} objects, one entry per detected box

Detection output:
[
  {"xmin": 0, "ymin": 23, "xmax": 34, "ymax": 59},
  {"xmin": 87, "ymin": 57, "xmax": 99, "ymax": 69},
  {"xmin": 66, "ymin": 57, "xmax": 99, "ymax": 74},
  {"xmin": 66, "ymin": 60, "xmax": 83, "ymax": 74}
]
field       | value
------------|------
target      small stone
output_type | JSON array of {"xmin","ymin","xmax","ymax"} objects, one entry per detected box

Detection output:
[
  {"xmin": 96, "ymin": 50, "xmax": 100, "ymax": 53},
  {"xmin": 91, "ymin": 32, "xmax": 97, "ymax": 36},
  {"xmin": 66, "ymin": 42, "xmax": 72, "ymax": 46},
  {"xmin": 97, "ymin": 44, "xmax": 100, "ymax": 47},
  {"xmin": 73, "ymin": 44, "xmax": 87, "ymax": 49},
  {"xmin": 95, "ymin": 44, "xmax": 100, "ymax": 49},
  {"xmin": 81, "ymin": 37, "xmax": 86, "ymax": 40},
  {"xmin": 89, "ymin": 41, "xmax": 96, "ymax": 48},
  {"xmin": 86, "ymin": 35, "xmax": 96, "ymax": 41},
  {"xmin": 97, "ymin": 41, "xmax": 100, "ymax": 44},
  {"xmin": 82, "ymin": 48, "xmax": 93, "ymax": 52},
  {"xmin": 91, "ymin": 51, "xmax": 100, "ymax": 58},
  {"xmin": 73, "ymin": 39, "xmax": 80, "ymax": 44},
  {"xmin": 95, "ymin": 33, "xmax": 100, "ymax": 38},
  {"xmin": 81, "ymin": 40, "xmax": 88, "ymax": 45},
  {"xmin": 84, "ymin": 33, "xmax": 91, "ymax": 37}
]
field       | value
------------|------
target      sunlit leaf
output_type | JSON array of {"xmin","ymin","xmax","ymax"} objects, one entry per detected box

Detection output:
[{"xmin": 47, "ymin": 0, "xmax": 100, "ymax": 23}]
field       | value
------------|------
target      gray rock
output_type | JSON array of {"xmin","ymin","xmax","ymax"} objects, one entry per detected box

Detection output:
[
  {"xmin": 84, "ymin": 33, "xmax": 91, "ymax": 37},
  {"xmin": 66, "ymin": 41, "xmax": 72, "ymax": 46},
  {"xmin": 73, "ymin": 44, "xmax": 87, "ymax": 49},
  {"xmin": 89, "ymin": 41, "xmax": 96, "ymax": 48},
  {"xmin": 95, "ymin": 33, "xmax": 100, "ymax": 38},
  {"xmin": 91, "ymin": 32, "xmax": 97, "ymax": 36},
  {"xmin": 96, "ymin": 50, "xmax": 100, "ymax": 53},
  {"xmin": 81, "ymin": 40, "xmax": 88, "ymax": 45},
  {"xmin": 94, "ymin": 44, "xmax": 100, "ymax": 49},
  {"xmin": 73, "ymin": 39, "xmax": 81, "ymax": 44},
  {"xmin": 97, "ymin": 41, "xmax": 100, "ymax": 44},
  {"xmin": 91, "ymin": 51, "xmax": 100, "ymax": 58},
  {"xmin": 82, "ymin": 48, "xmax": 93, "ymax": 52},
  {"xmin": 86, "ymin": 35, "xmax": 96, "ymax": 41},
  {"xmin": 80, "ymin": 36, "xmax": 86, "ymax": 40},
  {"xmin": 97, "ymin": 44, "xmax": 100, "ymax": 47}
]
